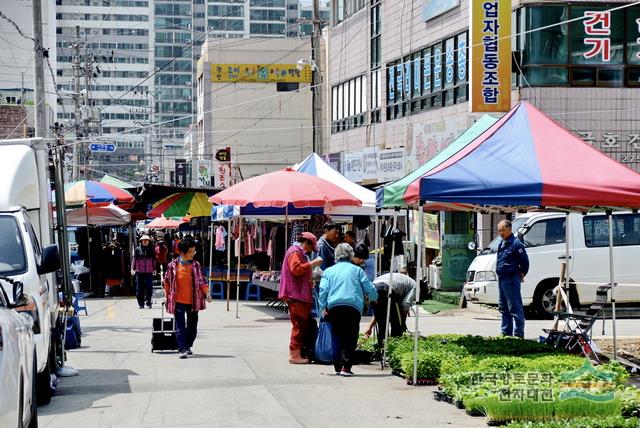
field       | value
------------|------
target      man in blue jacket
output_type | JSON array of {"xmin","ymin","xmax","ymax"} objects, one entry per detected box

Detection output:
[{"xmin": 496, "ymin": 219, "xmax": 529, "ymax": 338}]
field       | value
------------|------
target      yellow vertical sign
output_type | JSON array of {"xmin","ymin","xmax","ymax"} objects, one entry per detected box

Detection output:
[{"xmin": 470, "ymin": 0, "xmax": 511, "ymax": 112}]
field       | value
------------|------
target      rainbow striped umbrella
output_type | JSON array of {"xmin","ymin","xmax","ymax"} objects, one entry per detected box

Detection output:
[
  {"xmin": 148, "ymin": 192, "xmax": 212, "ymax": 218},
  {"xmin": 64, "ymin": 180, "xmax": 135, "ymax": 207}
]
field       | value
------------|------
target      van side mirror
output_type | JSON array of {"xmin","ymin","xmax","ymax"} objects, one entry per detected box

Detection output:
[
  {"xmin": 38, "ymin": 244, "xmax": 61, "ymax": 275},
  {"xmin": 11, "ymin": 280, "xmax": 29, "ymax": 307}
]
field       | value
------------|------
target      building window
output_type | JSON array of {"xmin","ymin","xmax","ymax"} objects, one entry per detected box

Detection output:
[
  {"xmin": 518, "ymin": 5, "xmax": 640, "ymax": 87},
  {"xmin": 386, "ymin": 31, "xmax": 468, "ymax": 120},
  {"xmin": 276, "ymin": 82, "xmax": 299, "ymax": 91},
  {"xmin": 331, "ymin": 75, "xmax": 367, "ymax": 133}
]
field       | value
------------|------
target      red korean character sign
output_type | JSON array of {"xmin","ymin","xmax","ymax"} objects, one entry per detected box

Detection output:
[{"xmin": 583, "ymin": 11, "xmax": 611, "ymax": 62}]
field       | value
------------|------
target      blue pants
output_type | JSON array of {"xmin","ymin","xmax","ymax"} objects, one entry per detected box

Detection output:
[
  {"xmin": 498, "ymin": 275, "xmax": 525, "ymax": 338},
  {"xmin": 136, "ymin": 273, "xmax": 153, "ymax": 308},
  {"xmin": 174, "ymin": 303, "xmax": 199, "ymax": 352}
]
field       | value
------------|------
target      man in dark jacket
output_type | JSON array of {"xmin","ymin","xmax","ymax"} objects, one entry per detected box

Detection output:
[
  {"xmin": 316, "ymin": 222, "xmax": 340, "ymax": 271},
  {"xmin": 496, "ymin": 220, "xmax": 530, "ymax": 338}
]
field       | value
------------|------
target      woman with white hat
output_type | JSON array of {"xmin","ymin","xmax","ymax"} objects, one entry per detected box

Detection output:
[{"xmin": 131, "ymin": 234, "xmax": 157, "ymax": 309}]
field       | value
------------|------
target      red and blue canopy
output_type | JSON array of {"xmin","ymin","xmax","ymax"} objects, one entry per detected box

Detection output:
[{"xmin": 416, "ymin": 101, "xmax": 640, "ymax": 209}]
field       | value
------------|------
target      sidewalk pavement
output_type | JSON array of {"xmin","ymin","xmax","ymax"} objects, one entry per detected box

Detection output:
[{"xmin": 39, "ymin": 298, "xmax": 487, "ymax": 428}]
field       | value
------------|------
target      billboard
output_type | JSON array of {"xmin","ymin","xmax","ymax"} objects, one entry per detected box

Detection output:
[
  {"xmin": 210, "ymin": 64, "xmax": 312, "ymax": 83},
  {"xmin": 469, "ymin": 0, "xmax": 511, "ymax": 112}
]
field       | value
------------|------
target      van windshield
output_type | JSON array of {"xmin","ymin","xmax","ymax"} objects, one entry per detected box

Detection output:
[
  {"xmin": 479, "ymin": 217, "xmax": 528, "ymax": 255},
  {"xmin": 0, "ymin": 216, "xmax": 27, "ymax": 275}
]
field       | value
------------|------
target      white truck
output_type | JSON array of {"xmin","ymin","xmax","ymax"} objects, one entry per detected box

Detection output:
[
  {"xmin": 0, "ymin": 138, "xmax": 66, "ymax": 405},
  {"xmin": 463, "ymin": 212, "xmax": 640, "ymax": 318}
]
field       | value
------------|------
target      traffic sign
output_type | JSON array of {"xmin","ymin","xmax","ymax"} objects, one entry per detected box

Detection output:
[{"xmin": 89, "ymin": 143, "xmax": 117, "ymax": 153}]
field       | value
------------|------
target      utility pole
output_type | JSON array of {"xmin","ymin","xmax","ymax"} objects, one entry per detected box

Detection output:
[
  {"xmin": 32, "ymin": 0, "xmax": 46, "ymax": 137},
  {"xmin": 311, "ymin": 0, "xmax": 323, "ymax": 154},
  {"xmin": 72, "ymin": 26, "xmax": 82, "ymax": 181}
]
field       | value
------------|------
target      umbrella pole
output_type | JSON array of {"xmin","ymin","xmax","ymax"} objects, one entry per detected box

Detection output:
[
  {"xmin": 236, "ymin": 217, "xmax": 242, "ymax": 319},
  {"xmin": 413, "ymin": 208, "xmax": 424, "ymax": 386},
  {"xmin": 208, "ymin": 223, "xmax": 214, "ymax": 303},
  {"xmin": 382, "ymin": 210, "xmax": 398, "ymax": 370},
  {"xmin": 226, "ymin": 217, "xmax": 231, "ymax": 312},
  {"xmin": 564, "ymin": 213, "xmax": 571, "ymax": 306},
  {"xmin": 285, "ymin": 205, "xmax": 289, "ymax": 249},
  {"xmin": 85, "ymin": 204, "xmax": 93, "ymax": 294},
  {"xmin": 607, "ymin": 211, "xmax": 618, "ymax": 361}
]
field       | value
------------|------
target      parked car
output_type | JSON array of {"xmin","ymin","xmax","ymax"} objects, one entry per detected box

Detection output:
[
  {"xmin": 463, "ymin": 212, "xmax": 640, "ymax": 318},
  {"xmin": 0, "ymin": 277, "xmax": 38, "ymax": 428}
]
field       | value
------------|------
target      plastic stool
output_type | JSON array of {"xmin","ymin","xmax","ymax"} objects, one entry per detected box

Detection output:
[
  {"xmin": 244, "ymin": 282, "xmax": 261, "ymax": 301},
  {"xmin": 73, "ymin": 292, "xmax": 88, "ymax": 315},
  {"xmin": 209, "ymin": 281, "xmax": 225, "ymax": 299}
]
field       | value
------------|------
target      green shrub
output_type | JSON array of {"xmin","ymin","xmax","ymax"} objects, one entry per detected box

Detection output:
[
  {"xmin": 505, "ymin": 416, "xmax": 639, "ymax": 428},
  {"xmin": 357, "ymin": 334, "xmax": 377, "ymax": 353},
  {"xmin": 483, "ymin": 397, "xmax": 622, "ymax": 423},
  {"xmin": 400, "ymin": 349, "xmax": 442, "ymax": 380},
  {"xmin": 617, "ymin": 386, "xmax": 640, "ymax": 417}
]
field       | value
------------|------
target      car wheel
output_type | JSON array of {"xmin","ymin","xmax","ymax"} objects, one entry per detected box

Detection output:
[
  {"xmin": 35, "ymin": 363, "xmax": 52, "ymax": 406},
  {"xmin": 533, "ymin": 283, "xmax": 563, "ymax": 320},
  {"xmin": 28, "ymin": 353, "xmax": 38, "ymax": 428}
]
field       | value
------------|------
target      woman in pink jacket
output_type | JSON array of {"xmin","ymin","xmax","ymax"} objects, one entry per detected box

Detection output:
[{"xmin": 278, "ymin": 232, "xmax": 323, "ymax": 364}]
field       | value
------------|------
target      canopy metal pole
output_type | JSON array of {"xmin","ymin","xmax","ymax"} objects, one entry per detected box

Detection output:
[
  {"xmin": 226, "ymin": 217, "xmax": 232, "ymax": 311},
  {"xmin": 412, "ymin": 208, "xmax": 424, "ymax": 386},
  {"xmin": 607, "ymin": 211, "xmax": 618, "ymax": 361},
  {"xmin": 208, "ymin": 223, "xmax": 214, "ymax": 302},
  {"xmin": 382, "ymin": 209, "xmax": 398, "ymax": 370},
  {"xmin": 236, "ymin": 217, "xmax": 242, "ymax": 318},
  {"xmin": 564, "ymin": 213, "xmax": 570, "ymax": 305},
  {"xmin": 285, "ymin": 205, "xmax": 289, "ymax": 250},
  {"xmin": 85, "ymin": 204, "xmax": 93, "ymax": 293},
  {"xmin": 374, "ymin": 210, "xmax": 380, "ymax": 279}
]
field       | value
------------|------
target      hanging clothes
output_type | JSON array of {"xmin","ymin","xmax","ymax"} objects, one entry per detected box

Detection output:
[
  {"xmin": 255, "ymin": 221, "xmax": 266, "ymax": 252},
  {"xmin": 244, "ymin": 221, "xmax": 256, "ymax": 256},
  {"xmin": 215, "ymin": 225, "xmax": 227, "ymax": 252}
]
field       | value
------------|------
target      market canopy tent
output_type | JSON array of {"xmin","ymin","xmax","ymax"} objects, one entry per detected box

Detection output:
[
  {"xmin": 417, "ymin": 101, "xmax": 640, "ymax": 209},
  {"xmin": 66, "ymin": 204, "xmax": 131, "ymax": 226},
  {"xmin": 416, "ymin": 100, "xmax": 640, "ymax": 367},
  {"xmin": 148, "ymin": 192, "xmax": 212, "ymax": 218},
  {"xmin": 377, "ymin": 114, "xmax": 498, "ymax": 208},
  {"xmin": 145, "ymin": 217, "xmax": 186, "ymax": 229},
  {"xmin": 209, "ymin": 168, "xmax": 362, "ymax": 209},
  {"xmin": 99, "ymin": 174, "xmax": 135, "ymax": 190},
  {"xmin": 64, "ymin": 180, "xmax": 136, "ymax": 207},
  {"xmin": 294, "ymin": 153, "xmax": 377, "ymax": 216}
]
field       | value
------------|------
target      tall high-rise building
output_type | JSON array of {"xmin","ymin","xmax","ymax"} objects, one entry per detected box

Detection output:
[
  {"xmin": 53, "ymin": 0, "xmax": 329, "ymax": 182},
  {"xmin": 55, "ymin": 0, "xmax": 152, "ymax": 180}
]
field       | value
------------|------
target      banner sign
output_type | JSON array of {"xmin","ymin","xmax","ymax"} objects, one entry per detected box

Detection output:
[
  {"xmin": 174, "ymin": 159, "xmax": 187, "ymax": 188},
  {"xmin": 343, "ymin": 151, "xmax": 363, "ymax": 183},
  {"xmin": 362, "ymin": 147, "xmax": 378, "ymax": 182},
  {"xmin": 194, "ymin": 159, "xmax": 211, "ymax": 187},
  {"xmin": 210, "ymin": 64, "xmax": 312, "ymax": 83},
  {"xmin": 377, "ymin": 148, "xmax": 405, "ymax": 183},
  {"xmin": 470, "ymin": 0, "xmax": 511, "ymax": 112}
]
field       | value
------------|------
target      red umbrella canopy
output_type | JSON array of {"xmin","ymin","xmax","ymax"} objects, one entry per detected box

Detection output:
[{"xmin": 208, "ymin": 168, "xmax": 362, "ymax": 208}]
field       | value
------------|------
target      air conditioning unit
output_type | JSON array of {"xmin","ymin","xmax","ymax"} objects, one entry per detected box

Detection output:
[
  {"xmin": 185, "ymin": 39, "xmax": 192, "ymax": 44},
  {"xmin": 185, "ymin": 10, "xmax": 192, "ymax": 16},
  {"xmin": 279, "ymin": 16, "xmax": 286, "ymax": 21},
  {"xmin": 299, "ymin": 32, "xmax": 306, "ymax": 36},
  {"xmin": 428, "ymin": 264, "xmax": 441, "ymax": 290},
  {"xmin": 185, "ymin": 81, "xmax": 192, "ymax": 86}
]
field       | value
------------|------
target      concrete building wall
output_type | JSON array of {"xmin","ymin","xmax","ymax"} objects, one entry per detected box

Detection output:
[{"xmin": 198, "ymin": 38, "xmax": 313, "ymax": 181}]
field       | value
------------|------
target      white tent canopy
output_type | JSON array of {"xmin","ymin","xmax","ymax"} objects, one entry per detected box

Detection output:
[{"xmin": 293, "ymin": 153, "xmax": 379, "ymax": 216}]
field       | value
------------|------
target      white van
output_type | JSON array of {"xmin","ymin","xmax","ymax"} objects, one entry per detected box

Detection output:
[{"xmin": 463, "ymin": 212, "xmax": 640, "ymax": 318}]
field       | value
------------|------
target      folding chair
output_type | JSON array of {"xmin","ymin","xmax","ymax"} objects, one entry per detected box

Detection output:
[{"xmin": 543, "ymin": 284, "xmax": 611, "ymax": 363}]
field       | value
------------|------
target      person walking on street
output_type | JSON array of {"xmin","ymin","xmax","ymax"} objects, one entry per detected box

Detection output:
[
  {"xmin": 155, "ymin": 236, "xmax": 169, "ymax": 278},
  {"xmin": 496, "ymin": 220, "xmax": 529, "ymax": 338},
  {"xmin": 132, "ymin": 234, "xmax": 156, "ymax": 309},
  {"xmin": 163, "ymin": 237, "xmax": 212, "ymax": 359},
  {"xmin": 364, "ymin": 272, "xmax": 416, "ymax": 347},
  {"xmin": 279, "ymin": 232, "xmax": 323, "ymax": 364},
  {"xmin": 319, "ymin": 243, "xmax": 378, "ymax": 377},
  {"xmin": 317, "ymin": 222, "xmax": 340, "ymax": 270}
]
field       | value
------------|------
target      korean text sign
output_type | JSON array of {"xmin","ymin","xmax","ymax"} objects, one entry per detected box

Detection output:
[
  {"xmin": 210, "ymin": 64, "xmax": 312, "ymax": 83},
  {"xmin": 470, "ymin": 0, "xmax": 511, "ymax": 112}
]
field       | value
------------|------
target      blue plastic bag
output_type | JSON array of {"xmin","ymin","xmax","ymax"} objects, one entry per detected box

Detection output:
[{"xmin": 315, "ymin": 319, "xmax": 339, "ymax": 363}]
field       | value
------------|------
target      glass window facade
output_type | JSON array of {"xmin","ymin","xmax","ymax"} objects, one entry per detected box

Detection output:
[
  {"xmin": 331, "ymin": 75, "xmax": 367, "ymax": 133},
  {"xmin": 518, "ymin": 5, "xmax": 640, "ymax": 87}
]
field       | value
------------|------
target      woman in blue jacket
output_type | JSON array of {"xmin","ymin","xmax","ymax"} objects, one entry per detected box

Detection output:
[{"xmin": 319, "ymin": 243, "xmax": 378, "ymax": 376}]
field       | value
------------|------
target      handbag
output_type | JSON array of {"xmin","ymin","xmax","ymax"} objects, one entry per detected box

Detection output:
[{"xmin": 315, "ymin": 318, "xmax": 339, "ymax": 364}]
